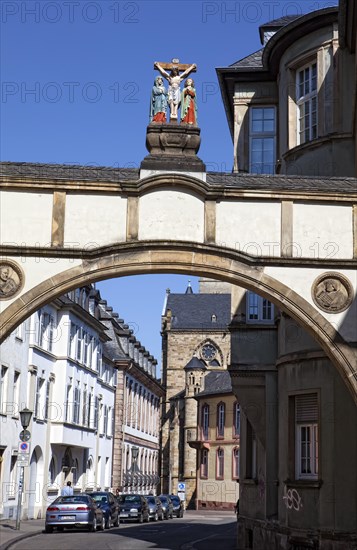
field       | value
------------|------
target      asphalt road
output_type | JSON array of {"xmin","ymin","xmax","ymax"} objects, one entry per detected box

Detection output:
[{"xmin": 11, "ymin": 511, "xmax": 237, "ymax": 550}]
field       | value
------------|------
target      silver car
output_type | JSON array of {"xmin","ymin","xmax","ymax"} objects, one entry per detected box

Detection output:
[{"xmin": 45, "ymin": 494, "xmax": 105, "ymax": 533}]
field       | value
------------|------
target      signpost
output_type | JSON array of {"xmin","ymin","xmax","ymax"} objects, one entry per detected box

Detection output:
[
  {"xmin": 177, "ymin": 482, "xmax": 186, "ymax": 502},
  {"xmin": 15, "ymin": 409, "xmax": 32, "ymax": 530}
]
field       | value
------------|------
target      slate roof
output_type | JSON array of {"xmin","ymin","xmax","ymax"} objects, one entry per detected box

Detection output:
[
  {"xmin": 196, "ymin": 370, "xmax": 232, "ymax": 398},
  {"xmin": 166, "ymin": 294, "xmax": 231, "ymax": 330},
  {"xmin": 184, "ymin": 357, "xmax": 207, "ymax": 371},
  {"xmin": 0, "ymin": 161, "xmax": 139, "ymax": 182},
  {"xmin": 206, "ymin": 172, "xmax": 357, "ymax": 193},
  {"xmin": 1, "ymin": 161, "xmax": 355, "ymax": 194},
  {"xmin": 260, "ymin": 14, "xmax": 302, "ymax": 28},
  {"xmin": 229, "ymin": 49, "xmax": 263, "ymax": 69}
]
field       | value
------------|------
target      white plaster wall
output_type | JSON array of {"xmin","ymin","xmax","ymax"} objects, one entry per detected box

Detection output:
[
  {"xmin": 0, "ymin": 258, "xmax": 82, "ymax": 316},
  {"xmin": 216, "ymin": 201, "xmax": 281, "ymax": 256},
  {"xmin": 64, "ymin": 194, "xmax": 127, "ymax": 247},
  {"xmin": 293, "ymin": 204, "xmax": 353, "ymax": 259},
  {"xmin": 265, "ymin": 266, "xmax": 357, "ymax": 343},
  {"xmin": 138, "ymin": 190, "xmax": 204, "ymax": 242},
  {"xmin": 0, "ymin": 191, "xmax": 52, "ymax": 247}
]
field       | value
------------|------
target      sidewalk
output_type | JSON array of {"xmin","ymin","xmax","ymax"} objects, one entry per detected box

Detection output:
[{"xmin": 0, "ymin": 519, "xmax": 44, "ymax": 550}]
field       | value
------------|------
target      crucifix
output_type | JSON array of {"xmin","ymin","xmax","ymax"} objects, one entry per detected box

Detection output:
[{"xmin": 154, "ymin": 59, "xmax": 197, "ymax": 121}]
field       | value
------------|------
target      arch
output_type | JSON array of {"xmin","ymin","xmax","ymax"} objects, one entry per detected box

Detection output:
[{"xmin": 0, "ymin": 241, "xmax": 355, "ymax": 401}]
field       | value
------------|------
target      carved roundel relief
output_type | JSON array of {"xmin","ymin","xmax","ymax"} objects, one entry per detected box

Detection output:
[
  {"xmin": 312, "ymin": 272, "xmax": 354, "ymax": 314},
  {"xmin": 0, "ymin": 260, "xmax": 24, "ymax": 300}
]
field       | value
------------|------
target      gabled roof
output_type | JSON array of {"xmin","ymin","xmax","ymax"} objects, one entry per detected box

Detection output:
[
  {"xmin": 195, "ymin": 370, "xmax": 233, "ymax": 398},
  {"xmin": 165, "ymin": 294, "xmax": 231, "ymax": 330},
  {"xmin": 259, "ymin": 14, "xmax": 302, "ymax": 44}
]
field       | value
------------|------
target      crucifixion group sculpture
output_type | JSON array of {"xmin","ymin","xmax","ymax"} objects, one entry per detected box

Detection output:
[{"xmin": 150, "ymin": 59, "xmax": 197, "ymax": 125}]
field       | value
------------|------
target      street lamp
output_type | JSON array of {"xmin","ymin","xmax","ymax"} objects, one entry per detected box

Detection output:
[{"xmin": 16, "ymin": 408, "xmax": 33, "ymax": 530}]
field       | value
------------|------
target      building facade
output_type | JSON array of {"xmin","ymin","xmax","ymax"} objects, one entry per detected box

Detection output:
[
  {"xmin": 218, "ymin": 3, "xmax": 357, "ymax": 548},
  {"xmin": 0, "ymin": 285, "xmax": 162, "ymax": 520}
]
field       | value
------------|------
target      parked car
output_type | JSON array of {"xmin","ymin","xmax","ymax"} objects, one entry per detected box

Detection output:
[
  {"xmin": 165, "ymin": 494, "xmax": 184, "ymax": 518},
  {"xmin": 145, "ymin": 495, "xmax": 164, "ymax": 521},
  {"xmin": 87, "ymin": 491, "xmax": 120, "ymax": 529},
  {"xmin": 158, "ymin": 494, "xmax": 174, "ymax": 519},
  {"xmin": 45, "ymin": 494, "xmax": 105, "ymax": 533},
  {"xmin": 118, "ymin": 494, "xmax": 150, "ymax": 523}
]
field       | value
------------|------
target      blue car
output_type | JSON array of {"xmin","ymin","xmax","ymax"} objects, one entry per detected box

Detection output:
[{"xmin": 88, "ymin": 492, "xmax": 120, "ymax": 529}]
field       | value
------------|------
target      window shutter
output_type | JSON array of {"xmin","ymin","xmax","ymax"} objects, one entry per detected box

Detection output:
[{"xmin": 296, "ymin": 394, "xmax": 318, "ymax": 423}]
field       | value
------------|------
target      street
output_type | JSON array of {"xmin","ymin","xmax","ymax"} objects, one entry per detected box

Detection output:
[{"xmin": 10, "ymin": 511, "xmax": 237, "ymax": 550}]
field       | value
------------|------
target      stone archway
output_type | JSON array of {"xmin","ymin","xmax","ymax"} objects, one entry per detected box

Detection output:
[{"xmin": 0, "ymin": 241, "xmax": 356, "ymax": 402}]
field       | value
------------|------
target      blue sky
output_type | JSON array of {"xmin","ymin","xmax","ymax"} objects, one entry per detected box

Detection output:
[{"xmin": 1, "ymin": 0, "xmax": 336, "ymax": 369}]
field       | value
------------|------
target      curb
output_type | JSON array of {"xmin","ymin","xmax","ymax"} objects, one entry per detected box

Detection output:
[{"xmin": 0, "ymin": 529, "xmax": 43, "ymax": 550}]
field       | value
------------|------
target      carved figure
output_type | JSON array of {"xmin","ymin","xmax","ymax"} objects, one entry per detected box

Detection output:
[
  {"xmin": 0, "ymin": 266, "xmax": 17, "ymax": 296},
  {"xmin": 154, "ymin": 62, "xmax": 196, "ymax": 121},
  {"xmin": 181, "ymin": 78, "xmax": 197, "ymax": 125},
  {"xmin": 150, "ymin": 76, "xmax": 168, "ymax": 123},
  {"xmin": 312, "ymin": 272, "xmax": 353, "ymax": 313}
]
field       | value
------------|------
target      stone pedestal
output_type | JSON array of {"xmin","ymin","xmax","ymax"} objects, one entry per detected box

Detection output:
[{"xmin": 141, "ymin": 123, "xmax": 206, "ymax": 172}]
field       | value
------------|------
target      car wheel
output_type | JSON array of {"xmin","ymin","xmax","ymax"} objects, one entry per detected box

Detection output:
[
  {"xmin": 139, "ymin": 513, "xmax": 143, "ymax": 524},
  {"xmin": 100, "ymin": 515, "xmax": 106, "ymax": 531},
  {"xmin": 105, "ymin": 515, "xmax": 111, "ymax": 529},
  {"xmin": 154, "ymin": 512, "xmax": 158, "ymax": 522},
  {"xmin": 89, "ymin": 516, "xmax": 97, "ymax": 532},
  {"xmin": 45, "ymin": 525, "xmax": 53, "ymax": 534}
]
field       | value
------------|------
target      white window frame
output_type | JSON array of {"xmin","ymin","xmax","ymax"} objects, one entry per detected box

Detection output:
[
  {"xmin": 249, "ymin": 106, "xmax": 276, "ymax": 174},
  {"xmin": 296, "ymin": 424, "xmax": 318, "ymax": 479},
  {"xmin": 246, "ymin": 291, "xmax": 274, "ymax": 324},
  {"xmin": 233, "ymin": 402, "xmax": 240, "ymax": 437},
  {"xmin": 216, "ymin": 448, "xmax": 224, "ymax": 479},
  {"xmin": 296, "ymin": 60, "xmax": 318, "ymax": 145}
]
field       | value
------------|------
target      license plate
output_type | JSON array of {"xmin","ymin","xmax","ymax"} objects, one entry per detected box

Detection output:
[
  {"xmin": 60, "ymin": 515, "xmax": 75, "ymax": 520},
  {"xmin": 120, "ymin": 513, "xmax": 128, "ymax": 517}
]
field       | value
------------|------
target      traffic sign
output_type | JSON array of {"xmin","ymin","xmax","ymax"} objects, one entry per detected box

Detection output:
[
  {"xmin": 18, "ymin": 442, "xmax": 30, "ymax": 454},
  {"xmin": 177, "ymin": 482, "xmax": 186, "ymax": 492},
  {"xmin": 19, "ymin": 430, "xmax": 31, "ymax": 442},
  {"xmin": 17, "ymin": 454, "xmax": 30, "ymax": 467}
]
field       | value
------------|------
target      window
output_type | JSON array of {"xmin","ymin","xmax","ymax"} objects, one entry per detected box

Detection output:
[
  {"xmin": 217, "ymin": 402, "xmax": 225, "ymax": 438},
  {"xmin": 233, "ymin": 402, "xmax": 240, "ymax": 437},
  {"xmin": 233, "ymin": 447, "xmax": 240, "ymax": 479},
  {"xmin": 0, "ymin": 366, "xmax": 8, "ymax": 414},
  {"xmin": 15, "ymin": 322, "xmax": 24, "ymax": 340},
  {"xmin": 249, "ymin": 107, "xmax": 276, "ymax": 174},
  {"xmin": 103, "ymin": 405, "xmax": 108, "ymax": 435},
  {"xmin": 13, "ymin": 371, "xmax": 20, "ymax": 416},
  {"xmin": 297, "ymin": 62, "xmax": 317, "ymax": 144},
  {"xmin": 247, "ymin": 292, "xmax": 274, "ymax": 323},
  {"xmin": 34, "ymin": 376, "xmax": 45, "ymax": 419},
  {"xmin": 9, "ymin": 454, "xmax": 17, "ymax": 497},
  {"xmin": 48, "ymin": 457, "xmax": 56, "ymax": 485},
  {"xmin": 201, "ymin": 404, "xmax": 209, "ymax": 440},
  {"xmin": 82, "ymin": 387, "xmax": 88, "ymax": 425},
  {"xmin": 216, "ymin": 448, "xmax": 224, "ymax": 479},
  {"xmin": 73, "ymin": 384, "xmax": 81, "ymax": 424},
  {"xmin": 94, "ymin": 396, "xmax": 99, "ymax": 430},
  {"xmin": 65, "ymin": 383, "xmax": 72, "ymax": 422},
  {"xmin": 295, "ymin": 393, "xmax": 318, "ymax": 479},
  {"xmin": 44, "ymin": 380, "xmax": 50, "ymax": 420},
  {"xmin": 38, "ymin": 311, "xmax": 55, "ymax": 352},
  {"xmin": 200, "ymin": 449, "xmax": 208, "ymax": 478}
]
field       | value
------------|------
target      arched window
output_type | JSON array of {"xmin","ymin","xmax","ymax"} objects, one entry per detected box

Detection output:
[
  {"xmin": 217, "ymin": 402, "xmax": 225, "ymax": 438},
  {"xmin": 200, "ymin": 449, "xmax": 208, "ymax": 479},
  {"xmin": 233, "ymin": 402, "xmax": 240, "ymax": 437},
  {"xmin": 48, "ymin": 457, "xmax": 56, "ymax": 485},
  {"xmin": 202, "ymin": 404, "xmax": 209, "ymax": 440},
  {"xmin": 216, "ymin": 448, "xmax": 224, "ymax": 479},
  {"xmin": 72, "ymin": 458, "xmax": 79, "ymax": 486},
  {"xmin": 232, "ymin": 447, "xmax": 240, "ymax": 479}
]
